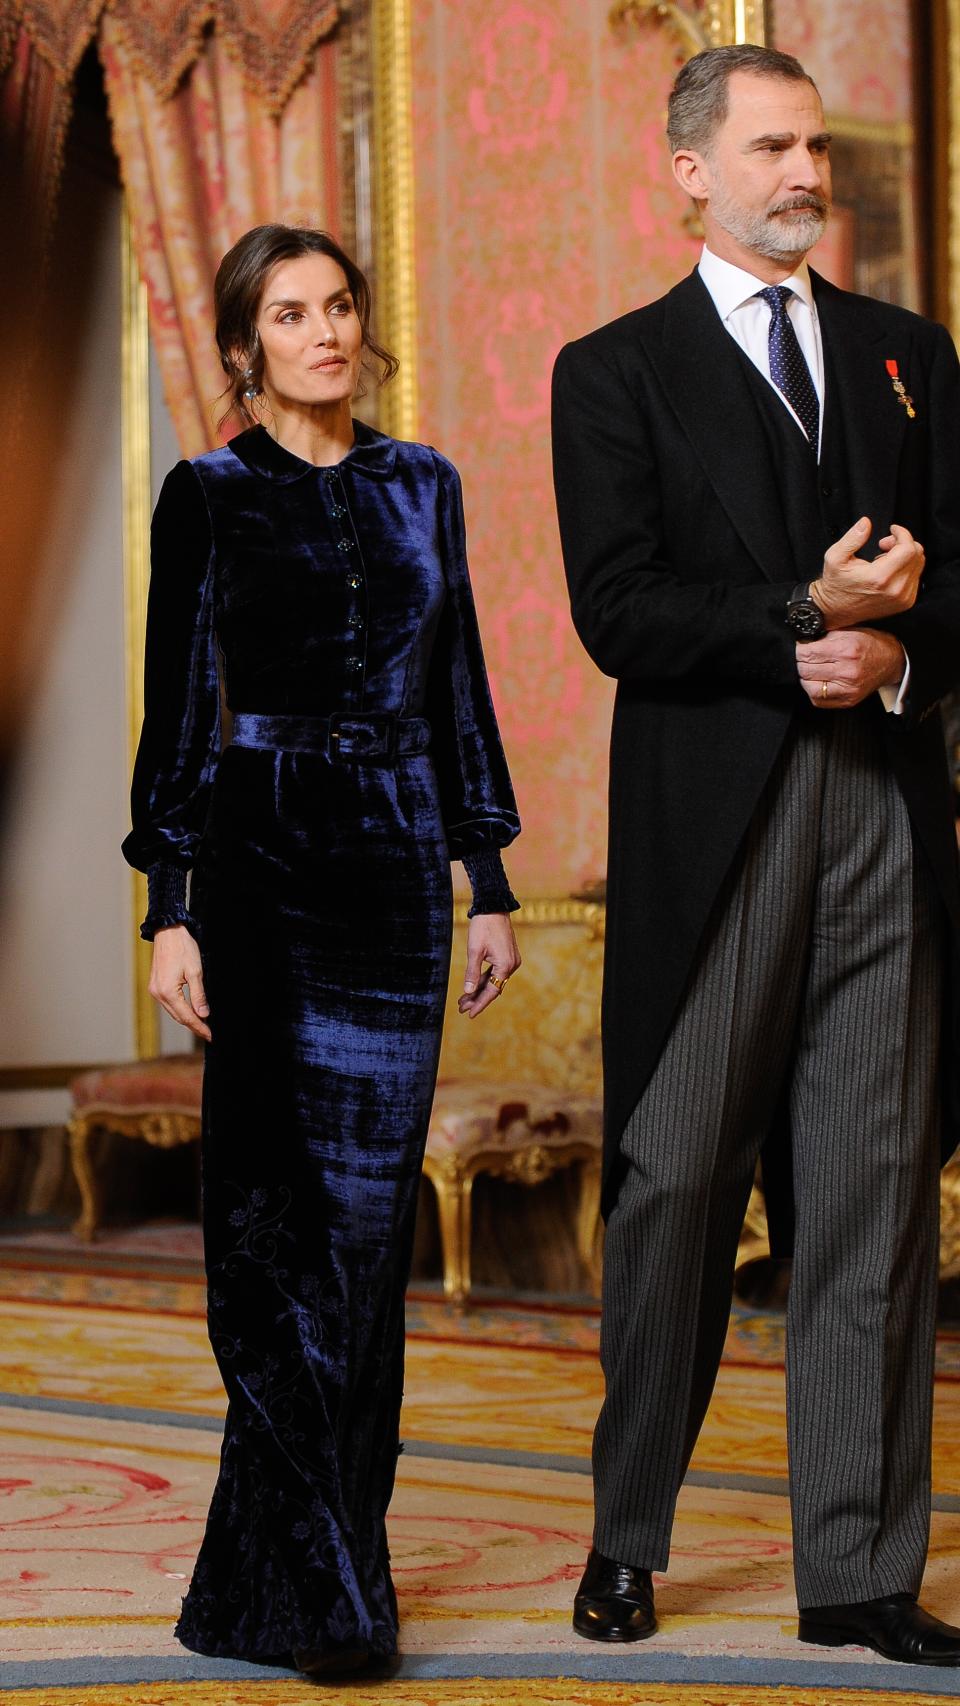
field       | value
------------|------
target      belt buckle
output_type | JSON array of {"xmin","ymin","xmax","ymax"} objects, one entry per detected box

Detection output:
[{"xmin": 328, "ymin": 712, "xmax": 397, "ymax": 761}]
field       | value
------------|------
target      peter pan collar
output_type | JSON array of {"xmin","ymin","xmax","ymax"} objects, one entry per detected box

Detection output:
[{"xmin": 228, "ymin": 419, "xmax": 399, "ymax": 483}]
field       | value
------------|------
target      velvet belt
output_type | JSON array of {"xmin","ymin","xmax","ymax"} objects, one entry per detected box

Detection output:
[{"xmin": 229, "ymin": 710, "xmax": 431, "ymax": 763}]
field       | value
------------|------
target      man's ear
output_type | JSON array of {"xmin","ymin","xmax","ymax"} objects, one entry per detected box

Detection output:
[{"xmin": 672, "ymin": 148, "xmax": 710, "ymax": 203}]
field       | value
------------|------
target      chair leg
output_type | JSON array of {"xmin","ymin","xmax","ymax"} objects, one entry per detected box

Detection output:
[
  {"xmin": 577, "ymin": 1156, "xmax": 602, "ymax": 1288},
  {"xmin": 432, "ymin": 1169, "xmax": 469, "ymax": 1306},
  {"xmin": 69, "ymin": 1117, "xmax": 100, "ymax": 1242},
  {"xmin": 458, "ymin": 1171, "xmax": 475, "ymax": 1304}
]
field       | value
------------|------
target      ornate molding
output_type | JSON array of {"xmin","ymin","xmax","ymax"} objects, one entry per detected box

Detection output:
[
  {"xmin": 451, "ymin": 897, "xmax": 605, "ymax": 939},
  {"xmin": 949, "ymin": 0, "xmax": 960, "ymax": 341},
  {"xmin": 370, "ymin": 0, "xmax": 417, "ymax": 440},
  {"xmin": 610, "ymin": 0, "xmax": 766, "ymax": 52},
  {"xmin": 120, "ymin": 204, "xmax": 158, "ymax": 1060},
  {"xmin": 610, "ymin": 0, "xmax": 708, "ymax": 56}
]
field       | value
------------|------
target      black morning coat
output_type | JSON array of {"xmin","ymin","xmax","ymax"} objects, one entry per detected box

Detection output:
[{"xmin": 552, "ymin": 267, "xmax": 960, "ymax": 1222}]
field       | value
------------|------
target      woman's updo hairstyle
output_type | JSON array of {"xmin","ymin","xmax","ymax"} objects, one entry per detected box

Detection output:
[{"xmin": 214, "ymin": 224, "xmax": 398, "ymax": 432}]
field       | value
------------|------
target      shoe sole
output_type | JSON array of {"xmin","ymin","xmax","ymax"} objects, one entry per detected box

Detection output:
[
  {"xmin": 798, "ymin": 1619, "xmax": 960, "ymax": 1666},
  {"xmin": 572, "ymin": 1618, "xmax": 658, "ymax": 1644},
  {"xmin": 294, "ymin": 1650, "xmax": 371, "ymax": 1676}
]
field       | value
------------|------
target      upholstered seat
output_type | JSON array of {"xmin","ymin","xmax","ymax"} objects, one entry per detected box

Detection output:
[
  {"xmin": 422, "ymin": 1079, "xmax": 602, "ymax": 1303},
  {"xmin": 68, "ymin": 1054, "xmax": 203, "ymax": 1240}
]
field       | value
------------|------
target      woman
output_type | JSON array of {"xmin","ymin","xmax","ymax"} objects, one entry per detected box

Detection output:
[{"xmin": 122, "ymin": 224, "xmax": 521, "ymax": 1676}]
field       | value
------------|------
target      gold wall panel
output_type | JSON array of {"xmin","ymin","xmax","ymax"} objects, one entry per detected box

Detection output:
[
  {"xmin": 121, "ymin": 203, "xmax": 158, "ymax": 1060},
  {"xmin": 370, "ymin": 0, "xmax": 417, "ymax": 438},
  {"xmin": 438, "ymin": 903, "xmax": 604, "ymax": 1096}
]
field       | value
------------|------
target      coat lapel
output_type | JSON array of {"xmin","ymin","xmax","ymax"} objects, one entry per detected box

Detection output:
[
  {"xmin": 651, "ymin": 270, "xmax": 793, "ymax": 585},
  {"xmin": 811, "ymin": 269, "xmax": 910, "ymax": 545}
]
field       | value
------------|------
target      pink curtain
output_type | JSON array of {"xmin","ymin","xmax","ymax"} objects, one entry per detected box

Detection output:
[
  {"xmin": 0, "ymin": 0, "xmax": 342, "ymax": 782},
  {"xmin": 0, "ymin": 24, "xmax": 73, "ymax": 421},
  {"xmin": 0, "ymin": 27, "xmax": 73, "ymax": 770},
  {"xmin": 100, "ymin": 18, "xmax": 342, "ymax": 454},
  {"xmin": 0, "ymin": 0, "xmax": 343, "ymax": 457}
]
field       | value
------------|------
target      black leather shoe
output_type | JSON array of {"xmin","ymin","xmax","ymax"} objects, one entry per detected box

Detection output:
[
  {"xmin": 572, "ymin": 1547, "xmax": 657, "ymax": 1642},
  {"xmin": 798, "ymin": 1594, "xmax": 960, "ymax": 1665},
  {"xmin": 293, "ymin": 1645, "xmax": 371, "ymax": 1676}
]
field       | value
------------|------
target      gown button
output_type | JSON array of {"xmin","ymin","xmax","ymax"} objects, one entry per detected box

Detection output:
[
  {"xmin": 345, "ymin": 655, "xmax": 363, "ymax": 674},
  {"xmin": 337, "ymin": 538, "xmax": 353, "ymax": 553},
  {"xmin": 347, "ymin": 572, "xmax": 362, "ymax": 589},
  {"xmin": 348, "ymin": 613, "xmax": 364, "ymax": 630}
]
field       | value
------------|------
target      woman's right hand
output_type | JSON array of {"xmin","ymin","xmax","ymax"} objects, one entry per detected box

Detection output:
[{"xmin": 148, "ymin": 925, "xmax": 211, "ymax": 1042}]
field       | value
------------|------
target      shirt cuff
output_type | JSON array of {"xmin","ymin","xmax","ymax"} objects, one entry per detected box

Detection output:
[
  {"xmin": 877, "ymin": 649, "xmax": 911, "ymax": 716},
  {"xmin": 141, "ymin": 863, "xmax": 197, "ymax": 941},
  {"xmin": 462, "ymin": 849, "xmax": 520, "ymax": 917}
]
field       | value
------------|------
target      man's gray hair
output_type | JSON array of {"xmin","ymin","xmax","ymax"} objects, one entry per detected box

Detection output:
[{"xmin": 667, "ymin": 44, "xmax": 818, "ymax": 155}]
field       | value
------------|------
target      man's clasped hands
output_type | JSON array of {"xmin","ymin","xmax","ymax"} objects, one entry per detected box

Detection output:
[{"xmin": 796, "ymin": 516, "xmax": 925, "ymax": 708}]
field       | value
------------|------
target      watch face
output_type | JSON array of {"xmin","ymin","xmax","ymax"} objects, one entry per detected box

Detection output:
[{"xmin": 790, "ymin": 601, "xmax": 825, "ymax": 641}]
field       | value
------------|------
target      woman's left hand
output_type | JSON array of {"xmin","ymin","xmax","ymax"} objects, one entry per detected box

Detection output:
[{"xmin": 458, "ymin": 913, "xmax": 521, "ymax": 1018}]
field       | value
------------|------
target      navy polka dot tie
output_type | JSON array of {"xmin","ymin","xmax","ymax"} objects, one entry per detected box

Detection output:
[{"xmin": 758, "ymin": 284, "xmax": 820, "ymax": 452}]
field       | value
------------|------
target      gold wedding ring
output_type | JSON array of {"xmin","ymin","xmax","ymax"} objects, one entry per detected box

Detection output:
[
  {"xmin": 488, "ymin": 972, "xmax": 506, "ymax": 991},
  {"xmin": 820, "ymin": 680, "xmax": 829, "ymax": 701}
]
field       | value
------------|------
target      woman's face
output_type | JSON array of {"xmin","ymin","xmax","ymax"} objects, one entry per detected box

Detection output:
[{"xmin": 254, "ymin": 252, "xmax": 363, "ymax": 409}]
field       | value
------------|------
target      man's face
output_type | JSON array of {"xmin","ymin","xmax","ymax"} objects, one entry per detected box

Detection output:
[{"xmin": 681, "ymin": 71, "xmax": 832, "ymax": 266}]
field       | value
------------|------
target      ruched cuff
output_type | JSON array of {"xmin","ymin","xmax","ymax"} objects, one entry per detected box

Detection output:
[
  {"xmin": 462, "ymin": 848, "xmax": 520, "ymax": 917},
  {"xmin": 141, "ymin": 862, "xmax": 197, "ymax": 941}
]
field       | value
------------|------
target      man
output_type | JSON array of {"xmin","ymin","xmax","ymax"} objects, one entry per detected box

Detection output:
[{"xmin": 552, "ymin": 44, "xmax": 960, "ymax": 1666}]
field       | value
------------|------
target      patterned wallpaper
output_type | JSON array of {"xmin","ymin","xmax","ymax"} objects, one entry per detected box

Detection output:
[
  {"xmin": 411, "ymin": 0, "xmax": 699, "ymax": 897},
  {"xmin": 770, "ymin": 0, "xmax": 912, "ymax": 122},
  {"xmin": 410, "ymin": 0, "xmax": 917, "ymax": 895},
  {"xmin": 771, "ymin": 0, "xmax": 919, "ymax": 309}
]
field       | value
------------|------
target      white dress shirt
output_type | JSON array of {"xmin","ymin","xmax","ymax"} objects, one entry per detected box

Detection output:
[
  {"xmin": 698, "ymin": 245, "xmax": 824, "ymax": 453},
  {"xmin": 697, "ymin": 245, "xmax": 908, "ymax": 713}
]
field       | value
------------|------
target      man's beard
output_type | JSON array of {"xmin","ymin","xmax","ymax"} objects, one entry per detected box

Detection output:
[{"xmin": 708, "ymin": 179, "xmax": 830, "ymax": 263}]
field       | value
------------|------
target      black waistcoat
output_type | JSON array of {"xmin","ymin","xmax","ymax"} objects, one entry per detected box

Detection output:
[
  {"xmin": 734, "ymin": 338, "xmax": 883, "ymax": 1248},
  {"xmin": 734, "ymin": 337, "xmax": 852, "ymax": 586}
]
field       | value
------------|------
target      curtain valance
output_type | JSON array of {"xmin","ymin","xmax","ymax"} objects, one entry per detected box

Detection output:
[{"xmin": 0, "ymin": 0, "xmax": 340, "ymax": 114}]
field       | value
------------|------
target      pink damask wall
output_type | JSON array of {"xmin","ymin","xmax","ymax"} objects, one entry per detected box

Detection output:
[
  {"xmin": 411, "ymin": 2, "xmax": 698, "ymax": 896},
  {"xmin": 771, "ymin": 0, "xmax": 911, "ymax": 122}
]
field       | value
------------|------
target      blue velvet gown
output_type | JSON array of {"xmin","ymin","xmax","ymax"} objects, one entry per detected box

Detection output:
[{"xmin": 122, "ymin": 422, "xmax": 520, "ymax": 1664}]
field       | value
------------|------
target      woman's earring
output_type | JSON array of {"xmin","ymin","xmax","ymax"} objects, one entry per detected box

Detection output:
[{"xmin": 242, "ymin": 366, "xmax": 259, "ymax": 399}]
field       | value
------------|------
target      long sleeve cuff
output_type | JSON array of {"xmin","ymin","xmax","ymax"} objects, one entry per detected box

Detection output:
[
  {"xmin": 462, "ymin": 848, "xmax": 520, "ymax": 917},
  {"xmin": 878, "ymin": 649, "xmax": 911, "ymax": 715},
  {"xmin": 141, "ymin": 862, "xmax": 196, "ymax": 941}
]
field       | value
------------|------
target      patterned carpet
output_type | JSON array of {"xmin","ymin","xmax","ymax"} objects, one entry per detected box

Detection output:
[{"xmin": 2, "ymin": 1224, "xmax": 960, "ymax": 1700}]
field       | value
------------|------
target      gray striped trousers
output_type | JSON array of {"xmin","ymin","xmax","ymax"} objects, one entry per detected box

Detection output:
[{"xmin": 594, "ymin": 707, "xmax": 944, "ymax": 1608}]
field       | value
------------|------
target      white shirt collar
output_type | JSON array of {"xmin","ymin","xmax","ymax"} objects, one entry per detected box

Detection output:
[{"xmin": 698, "ymin": 245, "xmax": 816, "ymax": 322}]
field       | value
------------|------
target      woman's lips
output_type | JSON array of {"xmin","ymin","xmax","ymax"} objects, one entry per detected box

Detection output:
[{"xmin": 310, "ymin": 357, "xmax": 347, "ymax": 371}]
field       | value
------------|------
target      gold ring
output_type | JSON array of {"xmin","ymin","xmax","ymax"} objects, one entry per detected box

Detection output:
[
  {"xmin": 488, "ymin": 972, "xmax": 506, "ymax": 991},
  {"xmin": 820, "ymin": 679, "xmax": 829, "ymax": 701}
]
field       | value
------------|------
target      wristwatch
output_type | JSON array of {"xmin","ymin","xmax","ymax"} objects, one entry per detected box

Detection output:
[{"xmin": 785, "ymin": 581, "xmax": 827, "ymax": 641}]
